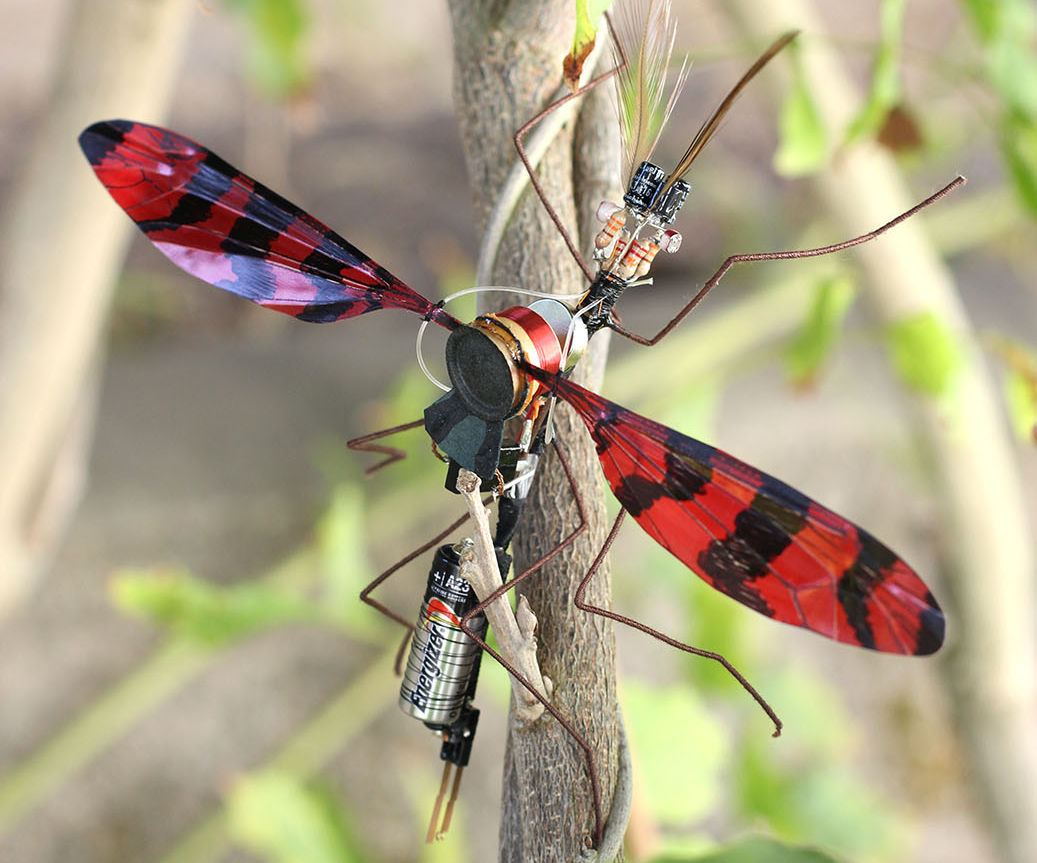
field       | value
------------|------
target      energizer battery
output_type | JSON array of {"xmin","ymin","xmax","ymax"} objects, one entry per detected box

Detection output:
[{"xmin": 399, "ymin": 541, "xmax": 488, "ymax": 727}]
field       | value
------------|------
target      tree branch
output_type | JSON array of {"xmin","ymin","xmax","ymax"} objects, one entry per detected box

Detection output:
[
  {"xmin": 456, "ymin": 469, "xmax": 550, "ymax": 722},
  {"xmin": 446, "ymin": 1, "xmax": 623, "ymax": 859},
  {"xmin": 0, "ymin": 0, "xmax": 194, "ymax": 612}
]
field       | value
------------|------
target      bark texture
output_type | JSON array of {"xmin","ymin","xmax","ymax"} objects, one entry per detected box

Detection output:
[{"xmin": 446, "ymin": 2, "xmax": 623, "ymax": 860}]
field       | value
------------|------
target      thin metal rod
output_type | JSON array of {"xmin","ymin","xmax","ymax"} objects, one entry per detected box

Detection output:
[
  {"xmin": 346, "ymin": 417, "xmax": 425, "ymax": 475},
  {"xmin": 572, "ymin": 509, "xmax": 783, "ymax": 736},
  {"xmin": 437, "ymin": 764, "xmax": 465, "ymax": 838},
  {"xmin": 426, "ymin": 762, "xmax": 452, "ymax": 843},
  {"xmin": 457, "ymin": 441, "xmax": 609, "ymax": 845},
  {"xmin": 358, "ymin": 509, "xmax": 471, "ymax": 633},
  {"xmin": 610, "ymin": 175, "xmax": 966, "ymax": 345},
  {"xmin": 507, "ymin": 15, "xmax": 628, "ymax": 284}
]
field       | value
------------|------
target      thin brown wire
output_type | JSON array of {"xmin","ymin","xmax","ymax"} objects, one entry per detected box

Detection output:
[
  {"xmin": 346, "ymin": 417, "xmax": 425, "ymax": 475},
  {"xmin": 609, "ymin": 175, "xmax": 967, "ymax": 346}
]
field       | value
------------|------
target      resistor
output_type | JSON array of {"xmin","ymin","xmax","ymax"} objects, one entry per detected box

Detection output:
[
  {"xmin": 594, "ymin": 202, "xmax": 626, "ymax": 253},
  {"xmin": 604, "ymin": 229, "xmax": 631, "ymax": 268},
  {"xmin": 633, "ymin": 240, "xmax": 662, "ymax": 279},
  {"xmin": 617, "ymin": 238, "xmax": 660, "ymax": 280}
]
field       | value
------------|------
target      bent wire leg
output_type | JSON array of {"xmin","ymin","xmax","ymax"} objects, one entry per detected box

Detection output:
[
  {"xmin": 609, "ymin": 175, "xmax": 967, "ymax": 346},
  {"xmin": 360, "ymin": 509, "xmax": 471, "ymax": 673},
  {"xmin": 573, "ymin": 508, "xmax": 783, "ymax": 737},
  {"xmin": 346, "ymin": 417, "xmax": 425, "ymax": 475},
  {"xmin": 513, "ymin": 16, "xmax": 627, "ymax": 282},
  {"xmin": 456, "ymin": 441, "xmax": 615, "ymax": 845}
]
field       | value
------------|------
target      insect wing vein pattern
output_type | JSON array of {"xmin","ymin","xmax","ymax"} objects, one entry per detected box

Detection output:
[
  {"xmin": 525, "ymin": 365, "xmax": 945, "ymax": 656},
  {"xmin": 78, "ymin": 120, "xmax": 459, "ymax": 329}
]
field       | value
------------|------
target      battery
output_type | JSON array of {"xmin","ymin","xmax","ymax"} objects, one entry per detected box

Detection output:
[{"xmin": 399, "ymin": 543, "xmax": 488, "ymax": 727}]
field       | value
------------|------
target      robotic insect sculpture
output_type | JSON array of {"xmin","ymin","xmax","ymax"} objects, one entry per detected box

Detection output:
[{"xmin": 79, "ymin": 13, "xmax": 956, "ymax": 848}]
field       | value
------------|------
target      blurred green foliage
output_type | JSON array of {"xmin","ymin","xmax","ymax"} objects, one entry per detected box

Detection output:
[
  {"xmin": 111, "ymin": 567, "xmax": 328, "ymax": 645},
  {"xmin": 650, "ymin": 835, "xmax": 841, "ymax": 863},
  {"xmin": 224, "ymin": 0, "xmax": 311, "ymax": 96},
  {"xmin": 624, "ymin": 680, "xmax": 731, "ymax": 825},
  {"xmin": 782, "ymin": 275, "xmax": 857, "ymax": 388},
  {"xmin": 1005, "ymin": 366, "xmax": 1037, "ymax": 440},
  {"xmin": 110, "ymin": 483, "xmax": 388, "ymax": 646},
  {"xmin": 885, "ymin": 311, "xmax": 962, "ymax": 397},
  {"xmin": 624, "ymin": 538, "xmax": 912, "ymax": 863},
  {"xmin": 988, "ymin": 336, "xmax": 1037, "ymax": 441},
  {"xmin": 228, "ymin": 772, "xmax": 373, "ymax": 863},
  {"xmin": 960, "ymin": 0, "xmax": 1037, "ymax": 214},
  {"xmin": 844, "ymin": 0, "xmax": 906, "ymax": 146},
  {"xmin": 774, "ymin": 41, "xmax": 828, "ymax": 176}
]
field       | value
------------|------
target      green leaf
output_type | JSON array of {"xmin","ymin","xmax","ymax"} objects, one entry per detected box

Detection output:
[
  {"xmin": 774, "ymin": 43, "xmax": 828, "ymax": 176},
  {"xmin": 785, "ymin": 768, "xmax": 907, "ymax": 860},
  {"xmin": 314, "ymin": 485, "xmax": 384, "ymax": 640},
  {"xmin": 990, "ymin": 337, "xmax": 1037, "ymax": 441},
  {"xmin": 1006, "ymin": 368, "xmax": 1037, "ymax": 442},
  {"xmin": 1001, "ymin": 111, "xmax": 1037, "ymax": 216},
  {"xmin": 225, "ymin": 0, "xmax": 310, "ymax": 96},
  {"xmin": 885, "ymin": 311, "xmax": 960, "ymax": 396},
  {"xmin": 566, "ymin": 0, "xmax": 613, "ymax": 89},
  {"xmin": 110, "ymin": 568, "xmax": 320, "ymax": 646},
  {"xmin": 227, "ymin": 771, "xmax": 370, "ymax": 863},
  {"xmin": 845, "ymin": 0, "xmax": 906, "ymax": 145},
  {"xmin": 981, "ymin": 1, "xmax": 1037, "ymax": 117},
  {"xmin": 783, "ymin": 275, "xmax": 856, "ymax": 387},
  {"xmin": 649, "ymin": 835, "xmax": 842, "ymax": 863},
  {"xmin": 960, "ymin": 0, "xmax": 998, "ymax": 41},
  {"xmin": 623, "ymin": 679, "xmax": 729, "ymax": 824}
]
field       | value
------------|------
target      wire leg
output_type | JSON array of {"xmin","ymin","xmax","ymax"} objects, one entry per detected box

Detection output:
[
  {"xmin": 513, "ymin": 15, "xmax": 627, "ymax": 282},
  {"xmin": 464, "ymin": 442, "xmax": 588, "ymax": 617},
  {"xmin": 609, "ymin": 175, "xmax": 966, "ymax": 346},
  {"xmin": 346, "ymin": 417, "xmax": 425, "ymax": 475},
  {"xmin": 426, "ymin": 762, "xmax": 453, "ymax": 843},
  {"xmin": 457, "ymin": 441, "xmax": 609, "ymax": 845},
  {"xmin": 438, "ymin": 764, "xmax": 464, "ymax": 837},
  {"xmin": 359, "ymin": 509, "xmax": 472, "ymax": 672},
  {"xmin": 573, "ymin": 509, "xmax": 783, "ymax": 736}
]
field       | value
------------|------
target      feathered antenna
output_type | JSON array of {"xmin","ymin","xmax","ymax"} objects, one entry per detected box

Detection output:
[
  {"xmin": 662, "ymin": 30, "xmax": 798, "ymax": 193},
  {"xmin": 613, "ymin": 0, "xmax": 689, "ymax": 184}
]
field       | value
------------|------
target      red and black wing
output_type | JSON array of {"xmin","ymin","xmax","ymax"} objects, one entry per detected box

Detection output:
[
  {"xmin": 79, "ymin": 120, "xmax": 458, "ymax": 329},
  {"xmin": 528, "ymin": 367, "xmax": 943, "ymax": 655}
]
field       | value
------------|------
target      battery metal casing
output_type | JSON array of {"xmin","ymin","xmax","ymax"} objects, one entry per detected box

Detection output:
[{"xmin": 399, "ymin": 544, "xmax": 488, "ymax": 727}]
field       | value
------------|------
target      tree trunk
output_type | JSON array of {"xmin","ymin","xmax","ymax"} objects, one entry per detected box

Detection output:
[
  {"xmin": 446, "ymin": 2, "xmax": 623, "ymax": 860},
  {"xmin": 0, "ymin": 0, "xmax": 194, "ymax": 613}
]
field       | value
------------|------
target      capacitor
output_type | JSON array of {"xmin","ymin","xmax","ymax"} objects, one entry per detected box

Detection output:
[
  {"xmin": 624, "ymin": 160, "xmax": 667, "ymax": 212},
  {"xmin": 654, "ymin": 177, "xmax": 691, "ymax": 224}
]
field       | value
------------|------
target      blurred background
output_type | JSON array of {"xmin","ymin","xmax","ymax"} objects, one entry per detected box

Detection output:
[{"xmin": 1, "ymin": 1, "xmax": 1035, "ymax": 862}]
